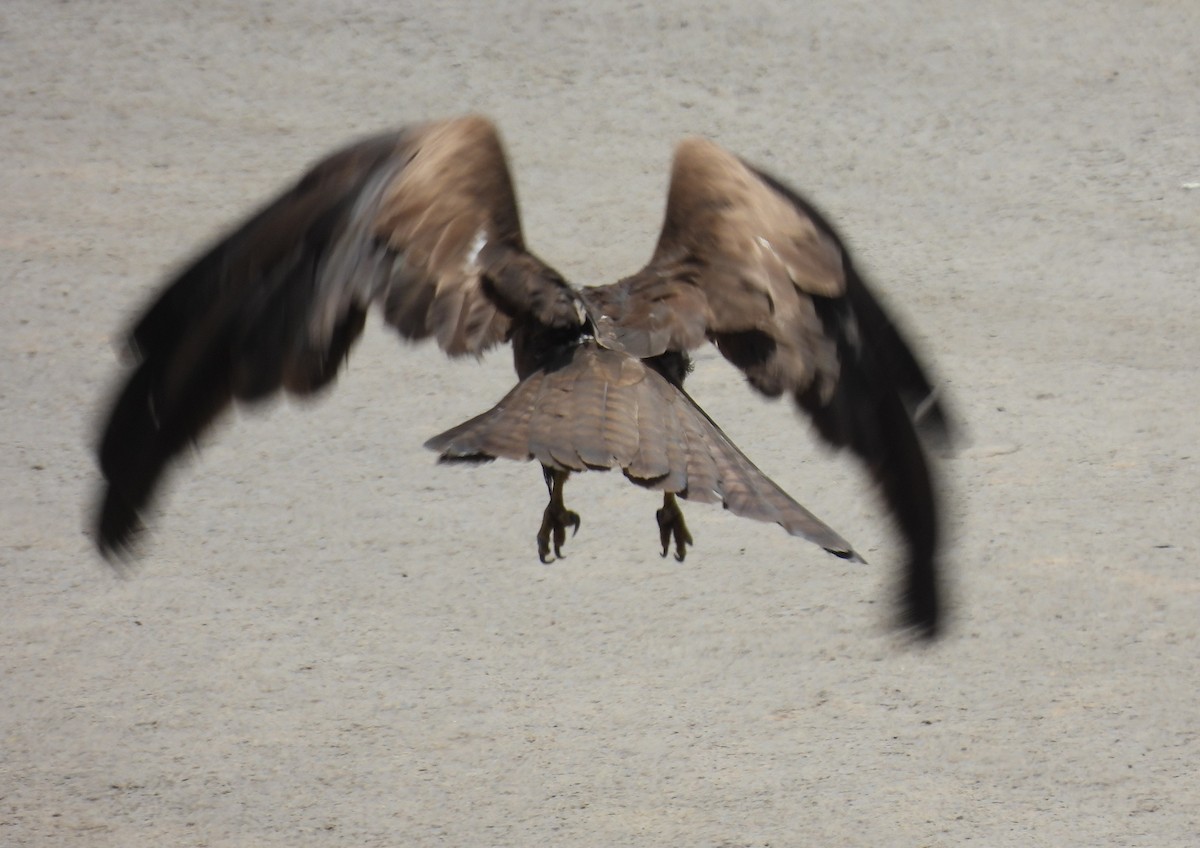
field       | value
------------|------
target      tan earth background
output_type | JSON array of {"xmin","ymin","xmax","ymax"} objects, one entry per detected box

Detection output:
[{"xmin": 2, "ymin": 2, "xmax": 1197, "ymax": 845}]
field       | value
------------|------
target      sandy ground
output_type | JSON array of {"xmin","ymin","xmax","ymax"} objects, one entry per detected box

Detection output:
[{"xmin": 2, "ymin": 1, "xmax": 1198, "ymax": 845}]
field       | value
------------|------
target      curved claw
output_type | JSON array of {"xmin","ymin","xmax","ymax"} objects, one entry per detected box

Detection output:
[
  {"xmin": 656, "ymin": 493, "xmax": 694, "ymax": 562},
  {"xmin": 538, "ymin": 505, "xmax": 581, "ymax": 563},
  {"xmin": 537, "ymin": 467, "xmax": 580, "ymax": 563}
]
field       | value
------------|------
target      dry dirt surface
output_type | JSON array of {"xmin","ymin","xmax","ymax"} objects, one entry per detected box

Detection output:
[{"xmin": 2, "ymin": 2, "xmax": 1198, "ymax": 845}]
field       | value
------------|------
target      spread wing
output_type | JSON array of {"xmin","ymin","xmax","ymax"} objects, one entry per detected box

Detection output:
[
  {"xmin": 95, "ymin": 115, "xmax": 579, "ymax": 556},
  {"xmin": 425, "ymin": 342, "xmax": 860, "ymax": 559},
  {"xmin": 581, "ymin": 138, "xmax": 954, "ymax": 636}
]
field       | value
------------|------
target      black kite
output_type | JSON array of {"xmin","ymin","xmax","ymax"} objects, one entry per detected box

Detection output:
[{"xmin": 94, "ymin": 116, "xmax": 954, "ymax": 636}]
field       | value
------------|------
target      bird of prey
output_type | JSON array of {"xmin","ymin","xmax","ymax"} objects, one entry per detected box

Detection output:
[{"xmin": 94, "ymin": 115, "xmax": 953, "ymax": 636}]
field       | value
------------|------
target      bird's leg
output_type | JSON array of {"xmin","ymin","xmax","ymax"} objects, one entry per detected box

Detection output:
[
  {"xmin": 656, "ymin": 492, "xmax": 694, "ymax": 562},
  {"xmin": 538, "ymin": 467, "xmax": 581, "ymax": 563}
]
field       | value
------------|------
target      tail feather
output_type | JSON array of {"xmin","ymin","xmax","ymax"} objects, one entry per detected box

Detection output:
[{"xmin": 425, "ymin": 342, "xmax": 860, "ymax": 560}]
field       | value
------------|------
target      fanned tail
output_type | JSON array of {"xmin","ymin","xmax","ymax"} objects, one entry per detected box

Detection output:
[{"xmin": 426, "ymin": 342, "xmax": 860, "ymax": 560}]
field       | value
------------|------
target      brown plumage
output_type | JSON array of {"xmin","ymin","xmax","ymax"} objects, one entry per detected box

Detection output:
[{"xmin": 94, "ymin": 115, "xmax": 954, "ymax": 637}]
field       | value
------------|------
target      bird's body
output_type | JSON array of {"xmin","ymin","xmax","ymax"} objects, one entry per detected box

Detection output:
[{"xmin": 94, "ymin": 115, "xmax": 954, "ymax": 636}]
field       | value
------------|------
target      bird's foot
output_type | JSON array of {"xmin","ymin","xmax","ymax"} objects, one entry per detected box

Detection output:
[
  {"xmin": 538, "ymin": 501, "xmax": 581, "ymax": 563},
  {"xmin": 656, "ymin": 493, "xmax": 694, "ymax": 562}
]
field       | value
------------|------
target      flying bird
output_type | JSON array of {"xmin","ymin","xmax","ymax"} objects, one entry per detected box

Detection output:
[{"xmin": 94, "ymin": 115, "xmax": 953, "ymax": 636}]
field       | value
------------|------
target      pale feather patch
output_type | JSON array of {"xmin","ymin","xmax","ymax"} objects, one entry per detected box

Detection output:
[{"xmin": 465, "ymin": 227, "xmax": 488, "ymax": 270}]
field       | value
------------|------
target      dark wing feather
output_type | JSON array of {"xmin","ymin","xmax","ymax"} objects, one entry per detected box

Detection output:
[
  {"xmin": 581, "ymin": 137, "xmax": 953, "ymax": 636},
  {"xmin": 425, "ymin": 343, "xmax": 860, "ymax": 559},
  {"xmin": 96, "ymin": 115, "xmax": 578, "ymax": 556}
]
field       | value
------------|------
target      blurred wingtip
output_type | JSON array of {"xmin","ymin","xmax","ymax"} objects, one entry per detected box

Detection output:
[
  {"xmin": 898, "ymin": 554, "xmax": 943, "ymax": 641},
  {"xmin": 93, "ymin": 489, "xmax": 147, "ymax": 570},
  {"xmin": 910, "ymin": 385, "xmax": 964, "ymax": 453}
]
